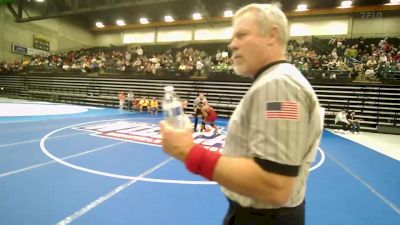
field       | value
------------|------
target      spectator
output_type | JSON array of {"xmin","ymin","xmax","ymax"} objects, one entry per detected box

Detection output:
[
  {"xmin": 125, "ymin": 48, "xmax": 132, "ymax": 62},
  {"xmin": 331, "ymin": 48, "xmax": 338, "ymax": 59},
  {"xmin": 346, "ymin": 111, "xmax": 362, "ymax": 134},
  {"xmin": 221, "ymin": 49, "xmax": 229, "ymax": 59},
  {"xmin": 118, "ymin": 91, "xmax": 126, "ymax": 110},
  {"xmin": 136, "ymin": 46, "xmax": 143, "ymax": 56},
  {"xmin": 379, "ymin": 37, "xmax": 388, "ymax": 48},
  {"xmin": 196, "ymin": 60, "xmax": 203, "ymax": 73},
  {"xmin": 379, "ymin": 52, "xmax": 387, "ymax": 62},
  {"xmin": 348, "ymin": 46, "xmax": 358, "ymax": 59},
  {"xmin": 127, "ymin": 91, "xmax": 134, "ymax": 111},
  {"xmin": 394, "ymin": 52, "xmax": 400, "ymax": 63},
  {"xmin": 366, "ymin": 56, "xmax": 377, "ymax": 68},
  {"xmin": 335, "ymin": 110, "xmax": 350, "ymax": 133},
  {"xmin": 328, "ymin": 36, "xmax": 337, "ymax": 50},
  {"xmin": 215, "ymin": 50, "xmax": 222, "ymax": 62},
  {"xmin": 364, "ymin": 66, "xmax": 379, "ymax": 82},
  {"xmin": 132, "ymin": 97, "xmax": 141, "ymax": 110},
  {"xmin": 139, "ymin": 96, "xmax": 150, "ymax": 112},
  {"xmin": 149, "ymin": 97, "xmax": 159, "ymax": 114}
]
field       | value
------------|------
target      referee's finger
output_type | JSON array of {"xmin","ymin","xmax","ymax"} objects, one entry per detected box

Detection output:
[
  {"xmin": 159, "ymin": 120, "xmax": 180, "ymax": 137},
  {"xmin": 159, "ymin": 120, "xmax": 168, "ymax": 134}
]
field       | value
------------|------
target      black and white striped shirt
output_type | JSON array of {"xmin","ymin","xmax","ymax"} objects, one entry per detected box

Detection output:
[{"xmin": 222, "ymin": 62, "xmax": 322, "ymax": 208}]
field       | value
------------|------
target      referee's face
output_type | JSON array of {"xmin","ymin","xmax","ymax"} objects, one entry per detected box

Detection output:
[{"xmin": 230, "ymin": 13, "xmax": 269, "ymax": 77}]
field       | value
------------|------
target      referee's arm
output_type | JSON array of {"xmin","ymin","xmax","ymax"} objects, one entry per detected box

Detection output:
[
  {"xmin": 160, "ymin": 122, "xmax": 298, "ymax": 207},
  {"xmin": 213, "ymin": 156, "xmax": 296, "ymax": 206}
]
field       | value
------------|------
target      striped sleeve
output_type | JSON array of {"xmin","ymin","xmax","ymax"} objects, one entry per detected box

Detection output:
[{"xmin": 247, "ymin": 76, "xmax": 314, "ymax": 174}]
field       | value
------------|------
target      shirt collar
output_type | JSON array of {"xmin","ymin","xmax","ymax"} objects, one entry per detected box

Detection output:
[{"xmin": 252, "ymin": 60, "xmax": 287, "ymax": 83}]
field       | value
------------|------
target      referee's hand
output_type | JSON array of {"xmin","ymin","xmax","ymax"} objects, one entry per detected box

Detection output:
[{"xmin": 159, "ymin": 119, "xmax": 195, "ymax": 162}]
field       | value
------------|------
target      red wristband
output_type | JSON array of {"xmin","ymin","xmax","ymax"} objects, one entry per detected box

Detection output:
[{"xmin": 185, "ymin": 144, "xmax": 222, "ymax": 180}]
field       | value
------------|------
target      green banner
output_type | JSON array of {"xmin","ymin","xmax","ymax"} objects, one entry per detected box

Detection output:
[{"xmin": 0, "ymin": 0, "xmax": 17, "ymax": 4}]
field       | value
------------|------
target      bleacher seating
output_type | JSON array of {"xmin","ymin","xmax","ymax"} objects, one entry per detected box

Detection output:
[
  {"xmin": 1, "ymin": 74, "xmax": 399, "ymax": 132},
  {"xmin": 385, "ymin": 71, "xmax": 400, "ymax": 81}
]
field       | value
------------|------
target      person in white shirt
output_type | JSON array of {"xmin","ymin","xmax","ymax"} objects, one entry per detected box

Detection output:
[{"xmin": 335, "ymin": 110, "xmax": 350, "ymax": 132}]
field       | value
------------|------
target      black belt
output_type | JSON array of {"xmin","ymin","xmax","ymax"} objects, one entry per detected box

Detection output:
[
  {"xmin": 227, "ymin": 198, "xmax": 305, "ymax": 216},
  {"xmin": 224, "ymin": 198, "xmax": 305, "ymax": 225}
]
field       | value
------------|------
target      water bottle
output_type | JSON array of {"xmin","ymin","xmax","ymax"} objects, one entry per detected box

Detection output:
[{"xmin": 163, "ymin": 86, "xmax": 186, "ymax": 129}]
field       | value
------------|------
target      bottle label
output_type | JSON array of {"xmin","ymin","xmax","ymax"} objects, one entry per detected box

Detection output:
[{"xmin": 163, "ymin": 106, "xmax": 184, "ymax": 118}]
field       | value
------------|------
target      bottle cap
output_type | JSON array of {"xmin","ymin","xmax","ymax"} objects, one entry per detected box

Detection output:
[{"xmin": 164, "ymin": 86, "xmax": 174, "ymax": 92}]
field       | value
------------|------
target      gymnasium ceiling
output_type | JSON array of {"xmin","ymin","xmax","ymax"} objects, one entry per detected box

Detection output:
[{"xmin": 4, "ymin": 0, "xmax": 400, "ymax": 31}]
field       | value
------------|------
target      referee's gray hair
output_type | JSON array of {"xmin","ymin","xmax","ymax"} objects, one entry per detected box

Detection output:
[{"xmin": 233, "ymin": 3, "xmax": 289, "ymax": 48}]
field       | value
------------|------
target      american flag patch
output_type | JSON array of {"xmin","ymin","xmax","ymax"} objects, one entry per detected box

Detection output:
[{"xmin": 265, "ymin": 101, "xmax": 300, "ymax": 120}]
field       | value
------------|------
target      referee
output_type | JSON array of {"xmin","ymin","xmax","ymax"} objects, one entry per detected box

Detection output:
[{"xmin": 160, "ymin": 3, "xmax": 322, "ymax": 225}]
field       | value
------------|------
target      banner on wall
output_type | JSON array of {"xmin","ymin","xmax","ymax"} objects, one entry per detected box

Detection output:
[
  {"xmin": 33, "ymin": 34, "xmax": 50, "ymax": 52},
  {"xmin": 12, "ymin": 44, "xmax": 49, "ymax": 57},
  {"xmin": 11, "ymin": 44, "xmax": 28, "ymax": 55}
]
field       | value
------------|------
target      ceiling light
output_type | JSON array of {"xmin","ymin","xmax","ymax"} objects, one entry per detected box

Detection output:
[
  {"xmin": 139, "ymin": 18, "xmax": 149, "ymax": 24},
  {"xmin": 164, "ymin": 15, "xmax": 174, "ymax": 22},
  {"xmin": 338, "ymin": 1, "xmax": 353, "ymax": 8},
  {"xmin": 35, "ymin": 0, "xmax": 45, "ymax": 2},
  {"xmin": 95, "ymin": 22, "xmax": 105, "ymax": 28},
  {"xmin": 192, "ymin": 13, "xmax": 202, "ymax": 20},
  {"xmin": 223, "ymin": 10, "xmax": 234, "ymax": 17},
  {"xmin": 116, "ymin": 20, "xmax": 126, "ymax": 26},
  {"xmin": 385, "ymin": 0, "xmax": 400, "ymax": 5},
  {"xmin": 295, "ymin": 4, "xmax": 308, "ymax": 12}
]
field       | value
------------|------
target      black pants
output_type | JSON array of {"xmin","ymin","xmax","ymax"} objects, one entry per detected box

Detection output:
[
  {"xmin": 336, "ymin": 121, "xmax": 350, "ymax": 131},
  {"xmin": 223, "ymin": 199, "xmax": 305, "ymax": 225},
  {"xmin": 350, "ymin": 122, "xmax": 360, "ymax": 132},
  {"xmin": 127, "ymin": 100, "xmax": 131, "ymax": 111}
]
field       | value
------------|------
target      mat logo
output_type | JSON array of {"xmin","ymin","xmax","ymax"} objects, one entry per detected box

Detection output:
[{"xmin": 74, "ymin": 121, "xmax": 225, "ymax": 152}]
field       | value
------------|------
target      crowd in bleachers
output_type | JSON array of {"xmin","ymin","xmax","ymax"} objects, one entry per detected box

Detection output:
[
  {"xmin": 0, "ymin": 60, "xmax": 24, "ymax": 74},
  {"xmin": 0, "ymin": 45, "xmax": 234, "ymax": 76},
  {"xmin": 287, "ymin": 36, "xmax": 400, "ymax": 82},
  {"xmin": 1, "ymin": 36, "xmax": 400, "ymax": 82}
]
